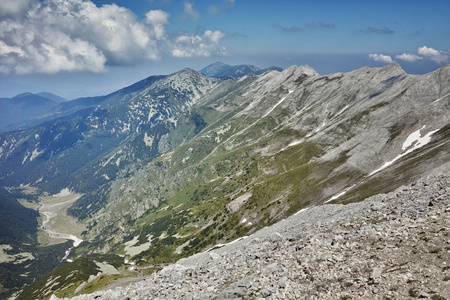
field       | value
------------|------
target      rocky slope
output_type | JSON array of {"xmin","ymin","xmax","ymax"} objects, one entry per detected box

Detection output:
[
  {"xmin": 55, "ymin": 168, "xmax": 450, "ymax": 299},
  {"xmin": 70, "ymin": 62, "xmax": 449, "ymax": 260},
  {"xmin": 0, "ymin": 69, "xmax": 219, "ymax": 193},
  {"xmin": 3, "ymin": 62, "xmax": 450, "ymax": 299}
]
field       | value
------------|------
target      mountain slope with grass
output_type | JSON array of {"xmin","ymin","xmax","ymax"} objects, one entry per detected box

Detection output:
[{"xmin": 1, "ymin": 62, "xmax": 449, "ymax": 299}]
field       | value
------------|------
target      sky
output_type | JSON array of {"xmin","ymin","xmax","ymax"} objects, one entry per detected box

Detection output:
[{"xmin": 0, "ymin": 0, "xmax": 449, "ymax": 99}]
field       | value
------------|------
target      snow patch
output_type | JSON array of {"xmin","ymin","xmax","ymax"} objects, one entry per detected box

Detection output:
[
  {"xmin": 54, "ymin": 188, "xmax": 72, "ymax": 197},
  {"xmin": 294, "ymin": 207, "xmax": 311, "ymax": 216},
  {"xmin": 29, "ymin": 148, "xmax": 43, "ymax": 161},
  {"xmin": 205, "ymin": 236, "xmax": 248, "ymax": 252},
  {"xmin": 262, "ymin": 89, "xmax": 293, "ymax": 118},
  {"xmin": 334, "ymin": 105, "xmax": 350, "ymax": 118},
  {"xmin": 280, "ymin": 139, "xmax": 305, "ymax": 152},
  {"xmin": 369, "ymin": 126, "xmax": 439, "ymax": 177},
  {"xmin": 124, "ymin": 235, "xmax": 154, "ymax": 256},
  {"xmin": 325, "ymin": 184, "xmax": 357, "ymax": 203},
  {"xmin": 144, "ymin": 132, "xmax": 154, "ymax": 148},
  {"xmin": 432, "ymin": 91, "xmax": 450, "ymax": 104},
  {"xmin": 22, "ymin": 152, "xmax": 30, "ymax": 164}
]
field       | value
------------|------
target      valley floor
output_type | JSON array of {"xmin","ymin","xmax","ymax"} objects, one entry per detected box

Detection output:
[
  {"xmin": 55, "ymin": 171, "xmax": 449, "ymax": 300},
  {"xmin": 39, "ymin": 189, "xmax": 84, "ymax": 247}
]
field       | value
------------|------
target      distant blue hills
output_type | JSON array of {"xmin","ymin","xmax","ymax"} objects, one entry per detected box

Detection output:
[{"xmin": 200, "ymin": 61, "xmax": 282, "ymax": 79}]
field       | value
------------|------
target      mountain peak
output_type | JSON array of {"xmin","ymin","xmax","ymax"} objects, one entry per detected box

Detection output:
[
  {"xmin": 298, "ymin": 64, "xmax": 319, "ymax": 76},
  {"xmin": 13, "ymin": 92, "xmax": 35, "ymax": 98},
  {"xmin": 178, "ymin": 67, "xmax": 201, "ymax": 75},
  {"xmin": 283, "ymin": 64, "xmax": 319, "ymax": 77},
  {"xmin": 379, "ymin": 62, "xmax": 405, "ymax": 74},
  {"xmin": 199, "ymin": 62, "xmax": 230, "ymax": 77}
]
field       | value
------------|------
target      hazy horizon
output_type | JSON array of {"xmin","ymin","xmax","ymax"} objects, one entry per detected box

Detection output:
[{"xmin": 1, "ymin": 0, "xmax": 449, "ymax": 99}]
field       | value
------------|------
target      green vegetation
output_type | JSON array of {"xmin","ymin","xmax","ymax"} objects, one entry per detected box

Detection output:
[
  {"xmin": 0, "ymin": 241, "xmax": 71, "ymax": 299},
  {"xmin": 16, "ymin": 254, "xmax": 125, "ymax": 300},
  {"xmin": 0, "ymin": 187, "xmax": 39, "ymax": 244}
]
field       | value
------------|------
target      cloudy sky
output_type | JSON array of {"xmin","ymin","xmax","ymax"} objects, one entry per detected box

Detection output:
[{"xmin": 1, "ymin": 0, "xmax": 449, "ymax": 99}]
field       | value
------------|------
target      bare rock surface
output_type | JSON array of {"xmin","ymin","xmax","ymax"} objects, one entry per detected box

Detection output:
[{"xmin": 58, "ymin": 170, "xmax": 450, "ymax": 300}]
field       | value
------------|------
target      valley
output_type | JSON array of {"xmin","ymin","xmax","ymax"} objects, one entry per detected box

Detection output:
[
  {"xmin": 0, "ymin": 62, "xmax": 449, "ymax": 299},
  {"xmin": 39, "ymin": 189, "xmax": 84, "ymax": 248}
]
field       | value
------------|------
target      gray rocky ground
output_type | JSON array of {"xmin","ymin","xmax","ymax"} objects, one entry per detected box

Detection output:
[{"xmin": 55, "ymin": 170, "xmax": 449, "ymax": 300}]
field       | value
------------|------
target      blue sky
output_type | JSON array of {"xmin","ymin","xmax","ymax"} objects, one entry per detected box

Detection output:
[{"xmin": 0, "ymin": 0, "xmax": 449, "ymax": 99}]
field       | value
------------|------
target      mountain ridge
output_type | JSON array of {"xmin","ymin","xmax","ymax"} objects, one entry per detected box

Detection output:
[
  {"xmin": 200, "ymin": 61, "xmax": 283, "ymax": 79},
  {"xmin": 0, "ymin": 62, "xmax": 449, "ymax": 299}
]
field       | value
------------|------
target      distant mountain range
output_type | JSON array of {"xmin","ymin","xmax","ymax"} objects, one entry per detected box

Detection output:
[
  {"xmin": 200, "ymin": 62, "xmax": 283, "ymax": 79},
  {"xmin": 0, "ymin": 92, "xmax": 67, "ymax": 132},
  {"xmin": 0, "ymin": 62, "xmax": 449, "ymax": 299},
  {"xmin": 0, "ymin": 63, "xmax": 278, "ymax": 133}
]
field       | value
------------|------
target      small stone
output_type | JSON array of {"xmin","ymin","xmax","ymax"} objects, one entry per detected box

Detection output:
[
  {"xmin": 260, "ymin": 288, "xmax": 271, "ymax": 297},
  {"xmin": 370, "ymin": 267, "xmax": 383, "ymax": 279},
  {"xmin": 209, "ymin": 252, "xmax": 221, "ymax": 261},
  {"xmin": 278, "ymin": 277, "xmax": 287, "ymax": 288}
]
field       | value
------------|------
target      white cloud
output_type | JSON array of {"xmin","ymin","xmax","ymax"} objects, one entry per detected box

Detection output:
[
  {"xmin": 418, "ymin": 46, "xmax": 440, "ymax": 57},
  {"xmin": 145, "ymin": 10, "xmax": 170, "ymax": 40},
  {"xmin": 0, "ymin": 0, "xmax": 34, "ymax": 18},
  {"xmin": 368, "ymin": 53, "xmax": 393, "ymax": 64},
  {"xmin": 183, "ymin": 2, "xmax": 199, "ymax": 21},
  {"xmin": 171, "ymin": 30, "xmax": 227, "ymax": 57},
  {"xmin": 0, "ymin": 0, "xmax": 227, "ymax": 74},
  {"xmin": 395, "ymin": 53, "xmax": 422, "ymax": 62},
  {"xmin": 204, "ymin": 30, "xmax": 225, "ymax": 43},
  {"xmin": 418, "ymin": 46, "xmax": 449, "ymax": 63},
  {"xmin": 0, "ymin": 40, "xmax": 25, "ymax": 57}
]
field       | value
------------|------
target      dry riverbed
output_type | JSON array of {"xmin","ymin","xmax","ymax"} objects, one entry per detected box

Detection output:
[{"xmin": 39, "ymin": 188, "xmax": 85, "ymax": 248}]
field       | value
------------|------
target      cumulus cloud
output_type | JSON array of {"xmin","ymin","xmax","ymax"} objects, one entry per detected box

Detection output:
[
  {"xmin": 0, "ymin": 0, "xmax": 227, "ymax": 74},
  {"xmin": 361, "ymin": 26, "xmax": 394, "ymax": 34},
  {"xmin": 183, "ymin": 2, "xmax": 199, "ymax": 21},
  {"xmin": 171, "ymin": 30, "xmax": 226, "ymax": 57},
  {"xmin": 418, "ymin": 46, "xmax": 449, "ymax": 63},
  {"xmin": 368, "ymin": 53, "xmax": 393, "ymax": 64},
  {"xmin": 0, "ymin": 0, "xmax": 34, "ymax": 18},
  {"xmin": 145, "ymin": 10, "xmax": 170, "ymax": 40},
  {"xmin": 395, "ymin": 53, "xmax": 422, "ymax": 62}
]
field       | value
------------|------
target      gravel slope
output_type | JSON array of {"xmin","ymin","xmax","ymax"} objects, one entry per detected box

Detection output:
[{"xmin": 55, "ymin": 169, "xmax": 450, "ymax": 300}]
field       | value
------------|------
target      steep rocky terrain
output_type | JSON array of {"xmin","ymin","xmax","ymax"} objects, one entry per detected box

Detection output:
[
  {"xmin": 1, "ymin": 62, "xmax": 449, "ymax": 299},
  {"xmin": 55, "ymin": 168, "xmax": 450, "ymax": 299}
]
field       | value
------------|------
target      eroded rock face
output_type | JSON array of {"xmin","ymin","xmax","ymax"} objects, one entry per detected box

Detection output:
[{"xmin": 59, "ymin": 170, "xmax": 450, "ymax": 300}]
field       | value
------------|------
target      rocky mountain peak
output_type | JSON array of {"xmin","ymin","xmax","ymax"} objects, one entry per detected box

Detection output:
[
  {"xmin": 281, "ymin": 64, "xmax": 319, "ymax": 78},
  {"xmin": 377, "ymin": 61, "xmax": 406, "ymax": 76},
  {"xmin": 199, "ymin": 62, "xmax": 230, "ymax": 77}
]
